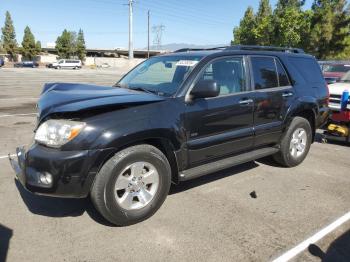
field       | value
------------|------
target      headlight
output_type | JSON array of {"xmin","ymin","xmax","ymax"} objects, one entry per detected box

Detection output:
[{"xmin": 35, "ymin": 120, "xmax": 85, "ymax": 148}]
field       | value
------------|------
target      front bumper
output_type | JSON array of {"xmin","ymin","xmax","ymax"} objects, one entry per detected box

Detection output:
[{"xmin": 9, "ymin": 144, "xmax": 114, "ymax": 198}]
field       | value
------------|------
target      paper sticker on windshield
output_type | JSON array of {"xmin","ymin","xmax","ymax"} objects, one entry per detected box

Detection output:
[{"xmin": 176, "ymin": 60, "xmax": 199, "ymax": 67}]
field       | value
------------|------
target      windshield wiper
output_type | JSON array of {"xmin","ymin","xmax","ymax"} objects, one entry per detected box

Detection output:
[
  {"xmin": 129, "ymin": 87, "xmax": 158, "ymax": 95},
  {"xmin": 113, "ymin": 83, "xmax": 126, "ymax": 88}
]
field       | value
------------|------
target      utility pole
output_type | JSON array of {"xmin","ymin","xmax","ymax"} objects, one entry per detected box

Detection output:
[
  {"xmin": 147, "ymin": 10, "xmax": 150, "ymax": 58},
  {"xmin": 128, "ymin": 0, "xmax": 134, "ymax": 60}
]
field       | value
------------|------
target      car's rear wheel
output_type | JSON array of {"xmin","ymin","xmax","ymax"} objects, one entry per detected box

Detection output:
[
  {"xmin": 273, "ymin": 117, "xmax": 312, "ymax": 167},
  {"xmin": 91, "ymin": 144, "xmax": 171, "ymax": 226}
]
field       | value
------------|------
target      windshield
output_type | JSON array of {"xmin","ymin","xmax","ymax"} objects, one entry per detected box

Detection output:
[
  {"xmin": 340, "ymin": 71, "xmax": 350, "ymax": 82},
  {"xmin": 117, "ymin": 55, "xmax": 203, "ymax": 96},
  {"xmin": 322, "ymin": 64, "xmax": 350, "ymax": 73}
]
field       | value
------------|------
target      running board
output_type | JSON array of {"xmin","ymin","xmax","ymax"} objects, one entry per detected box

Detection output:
[{"xmin": 179, "ymin": 147, "xmax": 279, "ymax": 181}]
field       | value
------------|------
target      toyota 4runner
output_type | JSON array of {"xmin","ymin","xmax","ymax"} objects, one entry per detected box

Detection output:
[{"xmin": 9, "ymin": 45, "xmax": 330, "ymax": 226}]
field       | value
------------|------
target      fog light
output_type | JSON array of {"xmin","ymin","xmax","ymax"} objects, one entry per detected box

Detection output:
[{"xmin": 39, "ymin": 172, "xmax": 53, "ymax": 185}]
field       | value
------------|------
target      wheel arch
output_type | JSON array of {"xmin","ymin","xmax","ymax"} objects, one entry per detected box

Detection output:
[
  {"xmin": 93, "ymin": 135, "xmax": 181, "ymax": 186},
  {"xmin": 284, "ymin": 99, "xmax": 317, "ymax": 142}
]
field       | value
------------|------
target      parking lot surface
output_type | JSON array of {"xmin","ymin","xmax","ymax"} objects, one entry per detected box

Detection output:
[{"xmin": 0, "ymin": 68, "xmax": 349, "ymax": 262}]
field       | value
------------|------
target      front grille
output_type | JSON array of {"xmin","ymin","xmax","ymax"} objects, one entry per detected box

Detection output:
[{"xmin": 329, "ymin": 94, "xmax": 350, "ymax": 110}]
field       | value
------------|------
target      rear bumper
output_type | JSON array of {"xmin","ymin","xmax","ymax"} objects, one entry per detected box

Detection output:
[{"xmin": 9, "ymin": 144, "xmax": 114, "ymax": 198}]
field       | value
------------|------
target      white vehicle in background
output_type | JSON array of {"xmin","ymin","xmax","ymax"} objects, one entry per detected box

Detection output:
[
  {"xmin": 53, "ymin": 59, "xmax": 82, "ymax": 70},
  {"xmin": 324, "ymin": 71, "xmax": 350, "ymax": 143},
  {"xmin": 97, "ymin": 63, "xmax": 111, "ymax": 68}
]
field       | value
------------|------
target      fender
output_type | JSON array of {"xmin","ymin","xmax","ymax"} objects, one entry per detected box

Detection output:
[
  {"xmin": 283, "ymin": 96, "xmax": 318, "ymax": 132},
  {"xmin": 100, "ymin": 128, "xmax": 184, "ymax": 151}
]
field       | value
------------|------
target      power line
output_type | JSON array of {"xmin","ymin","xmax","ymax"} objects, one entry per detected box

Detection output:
[
  {"xmin": 135, "ymin": 6, "xmax": 231, "ymax": 27},
  {"xmin": 136, "ymin": 1, "xmax": 231, "ymax": 26}
]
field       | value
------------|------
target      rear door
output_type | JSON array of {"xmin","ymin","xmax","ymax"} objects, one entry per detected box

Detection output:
[
  {"xmin": 249, "ymin": 56, "xmax": 294, "ymax": 147},
  {"xmin": 184, "ymin": 56, "xmax": 255, "ymax": 166}
]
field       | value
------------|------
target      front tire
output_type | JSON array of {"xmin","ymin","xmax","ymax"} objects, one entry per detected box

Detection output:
[
  {"xmin": 91, "ymin": 144, "xmax": 171, "ymax": 226},
  {"xmin": 273, "ymin": 117, "xmax": 312, "ymax": 167}
]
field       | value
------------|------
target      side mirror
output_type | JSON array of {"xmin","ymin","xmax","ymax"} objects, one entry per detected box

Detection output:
[{"xmin": 190, "ymin": 79, "xmax": 220, "ymax": 99}]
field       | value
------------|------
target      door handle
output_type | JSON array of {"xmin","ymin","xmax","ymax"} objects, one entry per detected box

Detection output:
[
  {"xmin": 282, "ymin": 92, "xmax": 294, "ymax": 98},
  {"xmin": 239, "ymin": 98, "xmax": 253, "ymax": 105}
]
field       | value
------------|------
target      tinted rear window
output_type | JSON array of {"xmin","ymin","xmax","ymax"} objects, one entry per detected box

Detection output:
[{"xmin": 289, "ymin": 57, "xmax": 324, "ymax": 83}]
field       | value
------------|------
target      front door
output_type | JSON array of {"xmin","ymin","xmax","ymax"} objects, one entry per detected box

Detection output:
[{"xmin": 184, "ymin": 56, "xmax": 254, "ymax": 166}]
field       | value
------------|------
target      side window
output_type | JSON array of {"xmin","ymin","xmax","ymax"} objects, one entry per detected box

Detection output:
[
  {"xmin": 251, "ymin": 57, "xmax": 278, "ymax": 89},
  {"xmin": 276, "ymin": 60, "xmax": 291, "ymax": 86},
  {"xmin": 289, "ymin": 57, "xmax": 324, "ymax": 83},
  {"xmin": 197, "ymin": 57, "xmax": 246, "ymax": 96}
]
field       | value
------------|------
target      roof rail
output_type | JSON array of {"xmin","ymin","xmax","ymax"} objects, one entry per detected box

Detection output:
[
  {"xmin": 226, "ymin": 45, "xmax": 305, "ymax": 53},
  {"xmin": 174, "ymin": 45, "xmax": 305, "ymax": 54},
  {"xmin": 174, "ymin": 46, "xmax": 226, "ymax": 53}
]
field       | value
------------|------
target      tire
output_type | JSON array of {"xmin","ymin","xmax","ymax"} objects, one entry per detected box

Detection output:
[
  {"xmin": 91, "ymin": 144, "xmax": 171, "ymax": 226},
  {"xmin": 273, "ymin": 117, "xmax": 312, "ymax": 167}
]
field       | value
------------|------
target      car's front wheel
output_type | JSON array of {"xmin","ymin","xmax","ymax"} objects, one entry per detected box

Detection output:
[
  {"xmin": 91, "ymin": 144, "xmax": 171, "ymax": 226},
  {"xmin": 273, "ymin": 117, "xmax": 312, "ymax": 167}
]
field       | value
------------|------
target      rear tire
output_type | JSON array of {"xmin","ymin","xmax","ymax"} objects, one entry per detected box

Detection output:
[
  {"xmin": 273, "ymin": 117, "xmax": 312, "ymax": 167},
  {"xmin": 91, "ymin": 144, "xmax": 171, "ymax": 226}
]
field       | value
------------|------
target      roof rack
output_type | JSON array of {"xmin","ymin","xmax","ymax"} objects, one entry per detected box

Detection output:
[
  {"xmin": 174, "ymin": 47, "xmax": 226, "ymax": 53},
  {"xmin": 226, "ymin": 45, "xmax": 305, "ymax": 53},
  {"xmin": 174, "ymin": 45, "xmax": 305, "ymax": 54}
]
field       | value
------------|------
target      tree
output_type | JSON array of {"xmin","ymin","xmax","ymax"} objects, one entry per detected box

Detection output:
[
  {"xmin": 275, "ymin": 0, "xmax": 305, "ymax": 8},
  {"xmin": 271, "ymin": 0, "xmax": 306, "ymax": 47},
  {"xmin": 35, "ymin": 41, "xmax": 42, "ymax": 54},
  {"xmin": 21, "ymin": 26, "xmax": 39, "ymax": 60},
  {"xmin": 55, "ymin": 29, "xmax": 75, "ymax": 59},
  {"xmin": 309, "ymin": 0, "xmax": 350, "ymax": 59},
  {"xmin": 76, "ymin": 29, "xmax": 86, "ymax": 61},
  {"xmin": 1, "ymin": 11, "xmax": 18, "ymax": 61},
  {"xmin": 231, "ymin": 0, "xmax": 350, "ymax": 59},
  {"xmin": 232, "ymin": 7, "xmax": 257, "ymax": 45},
  {"xmin": 255, "ymin": 0, "xmax": 273, "ymax": 46},
  {"xmin": 0, "ymin": 39, "xmax": 4, "ymax": 53}
]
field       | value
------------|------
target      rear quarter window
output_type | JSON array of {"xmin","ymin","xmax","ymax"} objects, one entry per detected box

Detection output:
[{"xmin": 289, "ymin": 57, "xmax": 324, "ymax": 83}]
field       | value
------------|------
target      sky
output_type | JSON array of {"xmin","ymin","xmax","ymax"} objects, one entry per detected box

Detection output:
[{"xmin": 0, "ymin": 0, "xmax": 313, "ymax": 49}]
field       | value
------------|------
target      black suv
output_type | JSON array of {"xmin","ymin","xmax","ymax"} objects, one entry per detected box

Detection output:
[{"xmin": 10, "ymin": 46, "xmax": 329, "ymax": 226}]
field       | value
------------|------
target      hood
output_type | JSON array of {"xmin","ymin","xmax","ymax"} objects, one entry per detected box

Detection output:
[
  {"xmin": 328, "ymin": 82, "xmax": 350, "ymax": 96},
  {"xmin": 38, "ymin": 83, "xmax": 165, "ymax": 121}
]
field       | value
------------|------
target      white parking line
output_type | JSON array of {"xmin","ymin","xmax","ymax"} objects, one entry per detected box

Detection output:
[
  {"xmin": 272, "ymin": 211, "xmax": 350, "ymax": 262},
  {"xmin": 0, "ymin": 154, "xmax": 15, "ymax": 160},
  {"xmin": 0, "ymin": 113, "xmax": 37, "ymax": 118}
]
